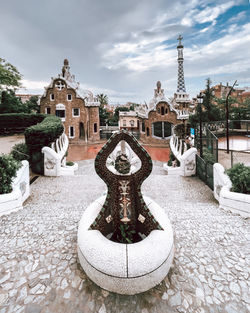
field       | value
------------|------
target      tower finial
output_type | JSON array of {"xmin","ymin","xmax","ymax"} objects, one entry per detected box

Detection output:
[
  {"xmin": 176, "ymin": 35, "xmax": 186, "ymax": 93},
  {"xmin": 62, "ymin": 58, "xmax": 70, "ymax": 78},
  {"xmin": 177, "ymin": 35, "xmax": 183, "ymax": 46}
]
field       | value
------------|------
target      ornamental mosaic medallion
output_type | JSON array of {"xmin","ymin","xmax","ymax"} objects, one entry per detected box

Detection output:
[{"xmin": 90, "ymin": 130, "xmax": 162, "ymax": 243}]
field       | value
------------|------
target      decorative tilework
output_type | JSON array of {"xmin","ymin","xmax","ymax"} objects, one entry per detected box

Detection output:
[{"xmin": 90, "ymin": 130, "xmax": 162, "ymax": 239}]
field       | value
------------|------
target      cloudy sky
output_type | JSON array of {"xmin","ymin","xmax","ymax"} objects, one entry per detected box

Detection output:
[{"xmin": 1, "ymin": 0, "xmax": 250, "ymax": 104}]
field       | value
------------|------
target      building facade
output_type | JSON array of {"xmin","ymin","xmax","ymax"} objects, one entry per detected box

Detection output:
[
  {"xmin": 137, "ymin": 81, "xmax": 186, "ymax": 145},
  {"xmin": 40, "ymin": 59, "xmax": 100, "ymax": 143},
  {"xmin": 119, "ymin": 111, "xmax": 139, "ymax": 131}
]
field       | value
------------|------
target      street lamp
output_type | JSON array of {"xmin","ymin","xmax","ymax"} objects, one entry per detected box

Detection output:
[
  {"xmin": 225, "ymin": 80, "xmax": 237, "ymax": 154},
  {"xmin": 197, "ymin": 92, "xmax": 204, "ymax": 158}
]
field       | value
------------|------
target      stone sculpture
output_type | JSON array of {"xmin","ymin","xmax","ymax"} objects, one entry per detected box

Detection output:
[
  {"xmin": 91, "ymin": 130, "xmax": 162, "ymax": 242},
  {"xmin": 77, "ymin": 130, "xmax": 174, "ymax": 294}
]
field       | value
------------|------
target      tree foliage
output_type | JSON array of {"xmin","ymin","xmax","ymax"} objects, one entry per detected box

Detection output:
[
  {"xmin": 226, "ymin": 163, "xmax": 250, "ymax": 194},
  {"xmin": 0, "ymin": 58, "xmax": 22, "ymax": 91},
  {"xmin": 99, "ymin": 106, "xmax": 109, "ymax": 126},
  {"xmin": 189, "ymin": 78, "xmax": 224, "ymax": 127},
  {"xmin": 0, "ymin": 91, "xmax": 39, "ymax": 114},
  {"xmin": 108, "ymin": 106, "xmax": 130, "ymax": 126},
  {"xmin": 25, "ymin": 95, "xmax": 40, "ymax": 113},
  {"xmin": 96, "ymin": 93, "xmax": 108, "ymax": 108},
  {"xmin": 0, "ymin": 154, "xmax": 21, "ymax": 194},
  {"xmin": 0, "ymin": 90, "xmax": 25, "ymax": 113}
]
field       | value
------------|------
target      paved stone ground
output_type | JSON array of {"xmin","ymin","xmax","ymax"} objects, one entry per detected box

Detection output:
[
  {"xmin": 0, "ymin": 160, "xmax": 249, "ymax": 313},
  {"xmin": 0, "ymin": 135, "xmax": 25, "ymax": 154}
]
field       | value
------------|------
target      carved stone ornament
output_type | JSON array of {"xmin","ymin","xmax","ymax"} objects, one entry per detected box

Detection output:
[
  {"xmin": 45, "ymin": 157, "xmax": 56, "ymax": 170},
  {"xmin": 216, "ymin": 184, "xmax": 222, "ymax": 196},
  {"xmin": 90, "ymin": 130, "xmax": 162, "ymax": 239},
  {"xmin": 20, "ymin": 182, "xmax": 26, "ymax": 196},
  {"xmin": 186, "ymin": 160, "xmax": 195, "ymax": 171}
]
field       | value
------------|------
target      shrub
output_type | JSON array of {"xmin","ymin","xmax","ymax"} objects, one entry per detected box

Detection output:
[
  {"xmin": 0, "ymin": 113, "xmax": 46, "ymax": 134},
  {"xmin": 0, "ymin": 154, "xmax": 21, "ymax": 194},
  {"xmin": 226, "ymin": 163, "xmax": 250, "ymax": 194},
  {"xmin": 114, "ymin": 154, "xmax": 131, "ymax": 174},
  {"xmin": 66, "ymin": 161, "xmax": 74, "ymax": 166},
  {"xmin": 11, "ymin": 143, "xmax": 29, "ymax": 162},
  {"xmin": 24, "ymin": 115, "xmax": 64, "ymax": 174},
  {"xmin": 203, "ymin": 148, "xmax": 216, "ymax": 165},
  {"xmin": 114, "ymin": 224, "xmax": 136, "ymax": 244}
]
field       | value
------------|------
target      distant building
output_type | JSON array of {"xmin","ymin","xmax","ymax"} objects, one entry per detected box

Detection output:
[
  {"xmin": 200, "ymin": 83, "xmax": 250, "ymax": 108},
  {"xmin": 132, "ymin": 35, "xmax": 191, "ymax": 145},
  {"xmin": 136, "ymin": 81, "xmax": 187, "ymax": 145},
  {"xmin": 119, "ymin": 111, "xmax": 139, "ymax": 131},
  {"xmin": 40, "ymin": 59, "xmax": 100, "ymax": 143},
  {"xmin": 212, "ymin": 83, "xmax": 245, "ymax": 102},
  {"xmin": 16, "ymin": 94, "xmax": 40, "ymax": 103}
]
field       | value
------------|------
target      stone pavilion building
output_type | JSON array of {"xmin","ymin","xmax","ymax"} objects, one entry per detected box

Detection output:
[
  {"xmin": 135, "ymin": 35, "xmax": 190, "ymax": 145},
  {"xmin": 40, "ymin": 59, "xmax": 100, "ymax": 143},
  {"xmin": 137, "ymin": 81, "xmax": 186, "ymax": 145}
]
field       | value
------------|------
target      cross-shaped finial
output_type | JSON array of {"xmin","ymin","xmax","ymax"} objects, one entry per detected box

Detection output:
[
  {"xmin": 56, "ymin": 80, "xmax": 65, "ymax": 90},
  {"xmin": 177, "ymin": 35, "xmax": 183, "ymax": 45}
]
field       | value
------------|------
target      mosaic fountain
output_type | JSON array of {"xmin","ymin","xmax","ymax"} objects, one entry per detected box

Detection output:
[{"xmin": 77, "ymin": 130, "xmax": 174, "ymax": 294}]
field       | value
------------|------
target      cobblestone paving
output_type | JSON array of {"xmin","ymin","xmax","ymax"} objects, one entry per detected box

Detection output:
[{"xmin": 0, "ymin": 160, "xmax": 249, "ymax": 313}]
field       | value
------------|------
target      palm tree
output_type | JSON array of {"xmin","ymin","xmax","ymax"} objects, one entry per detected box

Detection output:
[{"xmin": 96, "ymin": 94, "xmax": 108, "ymax": 108}]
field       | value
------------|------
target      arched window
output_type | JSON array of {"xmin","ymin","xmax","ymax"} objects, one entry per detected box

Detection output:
[
  {"xmin": 130, "ymin": 120, "xmax": 135, "ymax": 127},
  {"xmin": 55, "ymin": 103, "xmax": 66, "ymax": 121},
  {"xmin": 165, "ymin": 108, "xmax": 168, "ymax": 114},
  {"xmin": 94, "ymin": 123, "xmax": 97, "ymax": 133},
  {"xmin": 153, "ymin": 122, "xmax": 172, "ymax": 138},
  {"xmin": 146, "ymin": 127, "xmax": 150, "ymax": 136},
  {"xmin": 157, "ymin": 108, "xmax": 160, "ymax": 114},
  {"xmin": 161, "ymin": 107, "xmax": 164, "ymax": 115},
  {"xmin": 69, "ymin": 126, "xmax": 74, "ymax": 138}
]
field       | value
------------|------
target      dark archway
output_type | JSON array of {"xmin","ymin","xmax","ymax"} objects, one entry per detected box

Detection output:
[{"xmin": 153, "ymin": 121, "xmax": 172, "ymax": 138}]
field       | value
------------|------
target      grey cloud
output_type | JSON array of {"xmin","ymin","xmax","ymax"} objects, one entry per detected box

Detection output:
[{"xmin": 0, "ymin": 0, "xmax": 249, "ymax": 103}]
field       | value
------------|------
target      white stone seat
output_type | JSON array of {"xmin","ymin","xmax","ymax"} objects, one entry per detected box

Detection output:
[
  {"xmin": 42, "ymin": 133, "xmax": 78, "ymax": 176},
  {"xmin": 77, "ymin": 195, "xmax": 174, "ymax": 295}
]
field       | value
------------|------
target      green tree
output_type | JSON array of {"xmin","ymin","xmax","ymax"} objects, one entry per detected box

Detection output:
[
  {"xmin": 25, "ymin": 95, "xmax": 40, "ymax": 113},
  {"xmin": 108, "ymin": 106, "xmax": 130, "ymax": 126},
  {"xmin": 0, "ymin": 90, "xmax": 28, "ymax": 113},
  {"xmin": 0, "ymin": 58, "xmax": 22, "ymax": 91},
  {"xmin": 99, "ymin": 106, "xmax": 109, "ymax": 126},
  {"xmin": 97, "ymin": 93, "xmax": 108, "ymax": 108},
  {"xmin": 189, "ymin": 78, "xmax": 223, "ymax": 127},
  {"xmin": 214, "ymin": 96, "xmax": 250, "ymax": 120}
]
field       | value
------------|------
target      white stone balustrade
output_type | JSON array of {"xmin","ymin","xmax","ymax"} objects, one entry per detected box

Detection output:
[
  {"xmin": 42, "ymin": 133, "xmax": 78, "ymax": 176},
  {"xmin": 213, "ymin": 163, "xmax": 250, "ymax": 218},
  {"xmin": 164, "ymin": 128, "xmax": 197, "ymax": 176},
  {"xmin": 0, "ymin": 160, "xmax": 30, "ymax": 217},
  {"xmin": 170, "ymin": 133, "xmax": 188, "ymax": 162}
]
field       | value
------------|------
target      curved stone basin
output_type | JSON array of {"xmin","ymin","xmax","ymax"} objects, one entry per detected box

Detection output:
[{"xmin": 77, "ymin": 195, "xmax": 174, "ymax": 295}]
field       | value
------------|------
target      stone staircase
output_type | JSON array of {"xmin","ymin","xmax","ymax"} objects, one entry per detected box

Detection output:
[{"xmin": 0, "ymin": 159, "xmax": 248, "ymax": 313}]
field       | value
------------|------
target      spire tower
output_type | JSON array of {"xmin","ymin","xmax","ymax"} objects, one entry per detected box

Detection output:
[
  {"xmin": 172, "ymin": 35, "xmax": 190, "ymax": 114},
  {"xmin": 176, "ymin": 35, "xmax": 186, "ymax": 93}
]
